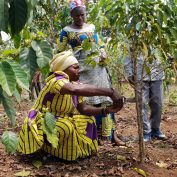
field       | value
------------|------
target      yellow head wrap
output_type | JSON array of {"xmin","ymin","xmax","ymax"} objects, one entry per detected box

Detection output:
[{"xmin": 50, "ymin": 51, "xmax": 78, "ymax": 72}]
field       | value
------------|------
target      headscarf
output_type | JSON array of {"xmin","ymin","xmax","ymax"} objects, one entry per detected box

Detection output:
[
  {"xmin": 50, "ymin": 51, "xmax": 78, "ymax": 72},
  {"xmin": 69, "ymin": 0, "xmax": 85, "ymax": 11}
]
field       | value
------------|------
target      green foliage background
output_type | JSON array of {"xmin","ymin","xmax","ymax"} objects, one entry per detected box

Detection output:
[{"xmin": 0, "ymin": 0, "xmax": 177, "ymax": 126}]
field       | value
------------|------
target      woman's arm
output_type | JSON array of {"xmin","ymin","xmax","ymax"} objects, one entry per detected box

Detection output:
[
  {"xmin": 61, "ymin": 83, "xmax": 113, "ymax": 96},
  {"xmin": 77, "ymin": 103, "xmax": 103, "ymax": 116},
  {"xmin": 60, "ymin": 83, "xmax": 123, "ymax": 106},
  {"xmin": 77, "ymin": 102, "xmax": 124, "ymax": 116}
]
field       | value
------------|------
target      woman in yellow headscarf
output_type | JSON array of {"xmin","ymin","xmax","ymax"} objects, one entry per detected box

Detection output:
[{"xmin": 18, "ymin": 51, "xmax": 124, "ymax": 161}]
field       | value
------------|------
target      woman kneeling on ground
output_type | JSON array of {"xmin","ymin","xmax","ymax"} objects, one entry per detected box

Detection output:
[{"xmin": 17, "ymin": 51, "xmax": 124, "ymax": 161}]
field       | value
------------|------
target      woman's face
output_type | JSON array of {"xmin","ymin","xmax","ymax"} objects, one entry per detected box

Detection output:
[
  {"xmin": 71, "ymin": 7, "xmax": 86, "ymax": 27},
  {"xmin": 64, "ymin": 64, "xmax": 80, "ymax": 81}
]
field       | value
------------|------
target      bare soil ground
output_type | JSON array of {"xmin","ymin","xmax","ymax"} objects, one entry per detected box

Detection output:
[{"xmin": 0, "ymin": 85, "xmax": 177, "ymax": 177}]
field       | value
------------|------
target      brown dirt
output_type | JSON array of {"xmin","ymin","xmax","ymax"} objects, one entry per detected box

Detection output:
[{"xmin": 1, "ymin": 89, "xmax": 177, "ymax": 177}]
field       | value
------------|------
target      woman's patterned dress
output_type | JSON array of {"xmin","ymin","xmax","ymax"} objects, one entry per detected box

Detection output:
[{"xmin": 18, "ymin": 71, "xmax": 98, "ymax": 161}]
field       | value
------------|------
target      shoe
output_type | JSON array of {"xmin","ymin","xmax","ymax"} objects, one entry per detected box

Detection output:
[
  {"xmin": 143, "ymin": 133, "xmax": 151, "ymax": 142},
  {"xmin": 151, "ymin": 129, "xmax": 167, "ymax": 140}
]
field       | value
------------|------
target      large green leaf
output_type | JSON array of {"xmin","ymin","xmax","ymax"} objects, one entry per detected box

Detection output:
[
  {"xmin": 7, "ymin": 60, "xmax": 29, "ymax": 91},
  {"xmin": 42, "ymin": 120, "xmax": 58, "ymax": 148},
  {"xmin": 1, "ymin": 131, "xmax": 18, "ymax": 153},
  {"xmin": 44, "ymin": 112, "xmax": 56, "ymax": 133},
  {"xmin": 31, "ymin": 40, "xmax": 53, "ymax": 69},
  {"xmin": 26, "ymin": 0, "xmax": 38, "ymax": 25},
  {"xmin": 9, "ymin": 0, "xmax": 28, "ymax": 36},
  {"xmin": 13, "ymin": 87, "xmax": 21, "ymax": 103},
  {"xmin": 41, "ymin": 112, "xmax": 58, "ymax": 148},
  {"xmin": 0, "ymin": 0, "xmax": 9, "ymax": 32},
  {"xmin": 19, "ymin": 47, "xmax": 38, "ymax": 81},
  {"xmin": 0, "ymin": 61, "xmax": 16, "ymax": 96},
  {"xmin": 0, "ymin": 87, "xmax": 16, "ymax": 125}
]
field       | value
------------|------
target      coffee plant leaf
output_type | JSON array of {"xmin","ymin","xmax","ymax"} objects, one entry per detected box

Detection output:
[
  {"xmin": 1, "ymin": 131, "xmax": 18, "ymax": 154},
  {"xmin": 0, "ymin": 61, "xmax": 16, "ymax": 96}
]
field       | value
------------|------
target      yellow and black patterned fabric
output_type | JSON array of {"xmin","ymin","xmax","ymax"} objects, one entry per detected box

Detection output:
[{"xmin": 18, "ymin": 71, "xmax": 98, "ymax": 161}]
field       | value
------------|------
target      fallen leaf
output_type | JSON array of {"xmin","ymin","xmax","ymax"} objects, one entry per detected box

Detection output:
[
  {"xmin": 67, "ymin": 166, "xmax": 82, "ymax": 171},
  {"xmin": 133, "ymin": 168, "xmax": 147, "ymax": 177},
  {"xmin": 14, "ymin": 170, "xmax": 31, "ymax": 177},
  {"xmin": 32, "ymin": 160, "xmax": 42, "ymax": 169},
  {"xmin": 156, "ymin": 161, "xmax": 168, "ymax": 168},
  {"xmin": 116, "ymin": 155, "xmax": 126, "ymax": 161},
  {"xmin": 95, "ymin": 162, "xmax": 105, "ymax": 167}
]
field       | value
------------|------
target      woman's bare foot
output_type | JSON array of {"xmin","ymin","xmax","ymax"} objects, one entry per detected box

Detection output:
[
  {"xmin": 98, "ymin": 138, "xmax": 104, "ymax": 146},
  {"xmin": 98, "ymin": 136, "xmax": 111, "ymax": 146},
  {"xmin": 112, "ymin": 131, "xmax": 126, "ymax": 146}
]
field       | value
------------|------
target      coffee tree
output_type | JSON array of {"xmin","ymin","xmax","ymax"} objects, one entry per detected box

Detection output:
[{"xmin": 89, "ymin": 0, "xmax": 177, "ymax": 162}]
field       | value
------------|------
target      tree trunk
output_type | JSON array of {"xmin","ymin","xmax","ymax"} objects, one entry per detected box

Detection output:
[
  {"xmin": 135, "ymin": 82, "xmax": 145, "ymax": 163},
  {"xmin": 131, "ymin": 44, "xmax": 145, "ymax": 163}
]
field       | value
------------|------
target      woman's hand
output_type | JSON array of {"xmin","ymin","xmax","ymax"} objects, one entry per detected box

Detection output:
[
  {"xmin": 106, "ymin": 106, "xmax": 120, "ymax": 113},
  {"xmin": 106, "ymin": 101, "xmax": 124, "ymax": 113},
  {"xmin": 110, "ymin": 89, "xmax": 124, "ymax": 108}
]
